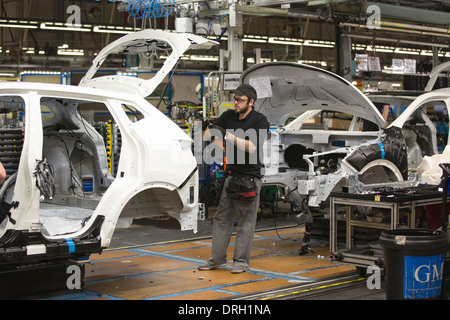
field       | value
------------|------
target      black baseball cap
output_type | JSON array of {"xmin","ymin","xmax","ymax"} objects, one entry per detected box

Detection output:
[{"xmin": 235, "ymin": 84, "xmax": 257, "ymax": 101}]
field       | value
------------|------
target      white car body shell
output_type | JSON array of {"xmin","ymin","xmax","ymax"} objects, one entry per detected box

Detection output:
[
  {"xmin": 0, "ymin": 30, "xmax": 216, "ymax": 265},
  {"xmin": 241, "ymin": 62, "xmax": 450, "ymax": 207}
]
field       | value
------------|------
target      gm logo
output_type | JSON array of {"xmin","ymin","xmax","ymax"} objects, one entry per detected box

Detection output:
[{"xmin": 403, "ymin": 254, "xmax": 445, "ymax": 299}]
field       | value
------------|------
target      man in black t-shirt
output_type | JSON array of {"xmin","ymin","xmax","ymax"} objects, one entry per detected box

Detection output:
[{"xmin": 199, "ymin": 84, "xmax": 269, "ymax": 274}]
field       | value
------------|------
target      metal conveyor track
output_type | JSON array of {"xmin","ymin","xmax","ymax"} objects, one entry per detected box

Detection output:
[{"xmin": 228, "ymin": 274, "xmax": 385, "ymax": 300}]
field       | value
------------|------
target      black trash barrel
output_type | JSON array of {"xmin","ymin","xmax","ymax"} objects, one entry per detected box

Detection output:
[{"xmin": 380, "ymin": 229, "xmax": 448, "ymax": 300}]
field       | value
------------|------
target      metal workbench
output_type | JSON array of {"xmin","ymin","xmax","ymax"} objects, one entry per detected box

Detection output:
[{"xmin": 329, "ymin": 186, "xmax": 445, "ymax": 270}]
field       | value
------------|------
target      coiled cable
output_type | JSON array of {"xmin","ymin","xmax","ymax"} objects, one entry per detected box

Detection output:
[{"xmin": 108, "ymin": 0, "xmax": 176, "ymax": 19}]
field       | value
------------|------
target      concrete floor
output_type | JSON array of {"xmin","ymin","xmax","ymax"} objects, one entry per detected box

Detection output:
[{"xmin": 39, "ymin": 212, "xmax": 379, "ymax": 300}]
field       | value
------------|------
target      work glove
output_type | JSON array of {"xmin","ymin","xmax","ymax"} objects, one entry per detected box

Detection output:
[
  {"xmin": 201, "ymin": 118, "xmax": 211, "ymax": 131},
  {"xmin": 209, "ymin": 125, "xmax": 227, "ymax": 150},
  {"xmin": 210, "ymin": 125, "xmax": 226, "ymax": 140}
]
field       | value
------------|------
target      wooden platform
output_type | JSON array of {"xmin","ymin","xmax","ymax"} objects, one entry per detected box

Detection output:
[{"xmin": 43, "ymin": 226, "xmax": 358, "ymax": 300}]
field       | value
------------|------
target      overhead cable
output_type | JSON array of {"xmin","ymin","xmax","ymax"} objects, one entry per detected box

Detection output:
[{"xmin": 108, "ymin": 0, "xmax": 176, "ymax": 19}]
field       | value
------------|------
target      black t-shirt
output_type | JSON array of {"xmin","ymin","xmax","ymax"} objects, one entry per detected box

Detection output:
[
  {"xmin": 363, "ymin": 103, "xmax": 385, "ymax": 131},
  {"xmin": 214, "ymin": 109, "xmax": 269, "ymax": 177}
]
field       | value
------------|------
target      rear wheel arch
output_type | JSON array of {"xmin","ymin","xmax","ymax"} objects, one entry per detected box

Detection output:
[{"xmin": 358, "ymin": 159, "xmax": 404, "ymax": 184}]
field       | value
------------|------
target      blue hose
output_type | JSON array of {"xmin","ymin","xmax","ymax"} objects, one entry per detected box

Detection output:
[{"xmin": 107, "ymin": 0, "xmax": 175, "ymax": 19}]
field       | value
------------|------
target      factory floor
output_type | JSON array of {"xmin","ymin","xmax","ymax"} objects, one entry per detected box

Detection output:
[{"xmin": 35, "ymin": 209, "xmax": 387, "ymax": 301}]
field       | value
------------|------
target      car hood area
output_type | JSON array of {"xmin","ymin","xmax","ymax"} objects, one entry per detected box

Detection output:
[{"xmin": 240, "ymin": 62, "xmax": 386, "ymax": 129}]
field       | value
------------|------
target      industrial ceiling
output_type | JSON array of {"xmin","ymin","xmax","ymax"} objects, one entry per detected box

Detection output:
[{"xmin": 0, "ymin": 0, "xmax": 449, "ymax": 80}]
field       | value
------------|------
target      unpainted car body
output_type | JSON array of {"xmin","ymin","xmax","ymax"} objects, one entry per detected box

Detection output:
[
  {"xmin": 0, "ymin": 30, "xmax": 216, "ymax": 267},
  {"xmin": 241, "ymin": 62, "xmax": 450, "ymax": 208}
]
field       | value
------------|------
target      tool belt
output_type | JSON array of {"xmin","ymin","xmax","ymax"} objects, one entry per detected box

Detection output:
[{"xmin": 226, "ymin": 171, "xmax": 258, "ymax": 201}]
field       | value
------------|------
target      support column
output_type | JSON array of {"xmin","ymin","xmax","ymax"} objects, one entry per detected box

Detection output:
[
  {"xmin": 432, "ymin": 47, "xmax": 440, "ymax": 69},
  {"xmin": 227, "ymin": 1, "xmax": 243, "ymax": 72}
]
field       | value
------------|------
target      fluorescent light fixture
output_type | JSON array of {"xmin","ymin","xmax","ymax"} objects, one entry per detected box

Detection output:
[
  {"xmin": 247, "ymin": 58, "xmax": 273, "ymax": 63},
  {"xmin": 40, "ymin": 22, "xmax": 91, "ymax": 32},
  {"xmin": 420, "ymin": 50, "xmax": 434, "ymax": 56},
  {"xmin": 366, "ymin": 45, "xmax": 394, "ymax": 53},
  {"xmin": 243, "ymin": 35, "xmax": 268, "ymax": 43},
  {"xmin": 394, "ymin": 48, "xmax": 420, "ymax": 55},
  {"xmin": 268, "ymin": 37, "xmax": 303, "ymax": 46},
  {"xmin": 0, "ymin": 23, "xmax": 37, "ymax": 29},
  {"xmin": 375, "ymin": 48, "xmax": 394, "ymax": 53},
  {"xmin": 93, "ymin": 26, "xmax": 135, "ymax": 34},
  {"xmin": 309, "ymin": 0, "xmax": 348, "ymax": 4},
  {"xmin": 303, "ymin": 40, "xmax": 334, "ymax": 48},
  {"xmin": 298, "ymin": 60, "xmax": 328, "ymax": 67},
  {"xmin": 189, "ymin": 55, "xmax": 219, "ymax": 62},
  {"xmin": 57, "ymin": 49, "xmax": 84, "ymax": 56},
  {"xmin": 242, "ymin": 38, "xmax": 267, "ymax": 43},
  {"xmin": 180, "ymin": 54, "xmax": 218, "ymax": 61},
  {"xmin": 246, "ymin": 57, "xmax": 274, "ymax": 64},
  {"xmin": 21, "ymin": 71, "xmax": 62, "ymax": 75},
  {"xmin": 0, "ymin": 19, "xmax": 38, "ymax": 29},
  {"xmin": 206, "ymin": 35, "xmax": 228, "ymax": 41},
  {"xmin": 116, "ymin": 71, "xmax": 137, "ymax": 77}
]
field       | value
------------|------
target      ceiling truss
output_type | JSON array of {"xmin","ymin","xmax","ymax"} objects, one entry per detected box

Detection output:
[{"xmin": 0, "ymin": 0, "xmax": 448, "ymax": 78}]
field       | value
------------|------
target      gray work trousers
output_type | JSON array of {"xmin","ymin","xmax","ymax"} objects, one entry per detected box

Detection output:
[{"xmin": 207, "ymin": 175, "xmax": 262, "ymax": 268}]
